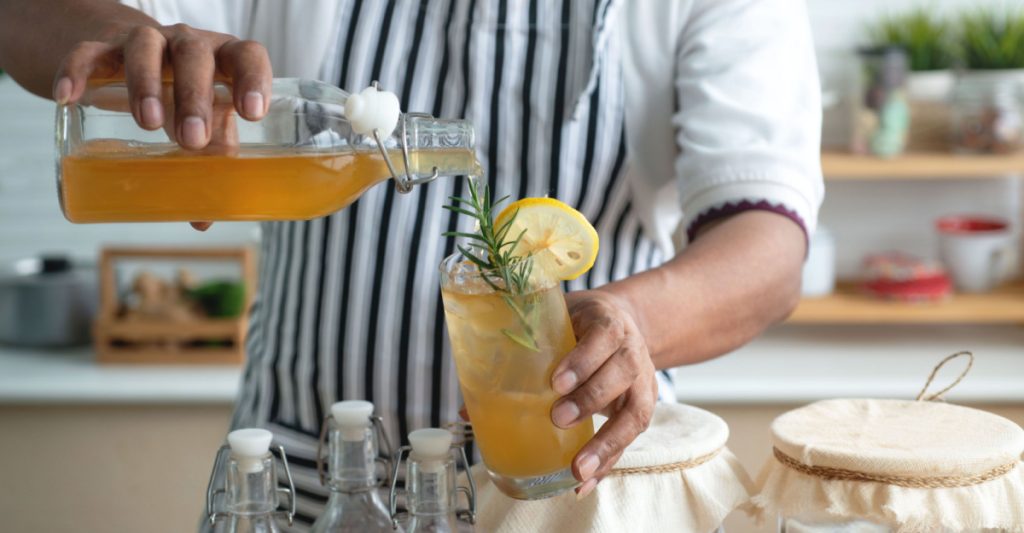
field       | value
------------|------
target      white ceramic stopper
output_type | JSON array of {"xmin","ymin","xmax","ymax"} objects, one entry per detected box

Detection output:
[
  {"xmin": 409, "ymin": 428, "xmax": 452, "ymax": 459},
  {"xmin": 344, "ymin": 86, "xmax": 401, "ymax": 138},
  {"xmin": 228, "ymin": 428, "xmax": 273, "ymax": 474},
  {"xmin": 331, "ymin": 400, "xmax": 374, "ymax": 441}
]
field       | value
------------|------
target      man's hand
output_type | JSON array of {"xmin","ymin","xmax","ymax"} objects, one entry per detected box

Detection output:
[
  {"xmin": 53, "ymin": 23, "xmax": 271, "ymax": 150},
  {"xmin": 551, "ymin": 290, "xmax": 658, "ymax": 498}
]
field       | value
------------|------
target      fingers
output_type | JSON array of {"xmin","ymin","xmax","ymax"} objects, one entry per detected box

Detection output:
[
  {"xmin": 123, "ymin": 26, "xmax": 168, "ymax": 130},
  {"xmin": 167, "ymin": 24, "xmax": 216, "ymax": 149},
  {"xmin": 571, "ymin": 384, "xmax": 656, "ymax": 488},
  {"xmin": 53, "ymin": 41, "xmax": 120, "ymax": 104},
  {"xmin": 552, "ymin": 346, "xmax": 642, "ymax": 428},
  {"xmin": 552, "ymin": 312, "xmax": 623, "ymax": 396},
  {"xmin": 576, "ymin": 449, "xmax": 622, "ymax": 498},
  {"xmin": 190, "ymin": 222, "xmax": 213, "ymax": 231},
  {"xmin": 217, "ymin": 39, "xmax": 272, "ymax": 121}
]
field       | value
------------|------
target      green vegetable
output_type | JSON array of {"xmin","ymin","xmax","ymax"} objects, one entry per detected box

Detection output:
[
  {"xmin": 867, "ymin": 9, "xmax": 957, "ymax": 71},
  {"xmin": 189, "ymin": 281, "xmax": 246, "ymax": 318}
]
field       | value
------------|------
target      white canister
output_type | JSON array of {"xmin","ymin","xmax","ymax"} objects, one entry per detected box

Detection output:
[{"xmin": 801, "ymin": 227, "xmax": 836, "ymax": 298}]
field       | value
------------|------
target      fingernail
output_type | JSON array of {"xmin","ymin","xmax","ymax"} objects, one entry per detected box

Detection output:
[
  {"xmin": 140, "ymin": 97, "xmax": 163, "ymax": 129},
  {"xmin": 577, "ymin": 453, "xmax": 600, "ymax": 481},
  {"xmin": 181, "ymin": 116, "xmax": 206, "ymax": 148},
  {"xmin": 552, "ymin": 370, "xmax": 578, "ymax": 395},
  {"xmin": 54, "ymin": 78, "xmax": 72, "ymax": 104},
  {"xmin": 575, "ymin": 478, "xmax": 598, "ymax": 500},
  {"xmin": 243, "ymin": 91, "xmax": 264, "ymax": 118},
  {"xmin": 552, "ymin": 400, "xmax": 579, "ymax": 427}
]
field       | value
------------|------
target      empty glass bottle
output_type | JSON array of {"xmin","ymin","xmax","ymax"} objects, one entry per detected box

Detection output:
[
  {"xmin": 206, "ymin": 428, "xmax": 296, "ymax": 533},
  {"xmin": 390, "ymin": 428, "xmax": 476, "ymax": 533},
  {"xmin": 311, "ymin": 401, "xmax": 394, "ymax": 533}
]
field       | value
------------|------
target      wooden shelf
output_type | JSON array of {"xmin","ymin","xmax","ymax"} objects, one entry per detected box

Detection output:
[
  {"xmin": 787, "ymin": 282, "xmax": 1024, "ymax": 325},
  {"xmin": 822, "ymin": 150, "xmax": 1024, "ymax": 180}
]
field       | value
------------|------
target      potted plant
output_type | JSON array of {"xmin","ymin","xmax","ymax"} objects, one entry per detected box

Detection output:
[
  {"xmin": 867, "ymin": 9, "xmax": 957, "ymax": 102},
  {"xmin": 951, "ymin": 8, "xmax": 1024, "ymax": 153}
]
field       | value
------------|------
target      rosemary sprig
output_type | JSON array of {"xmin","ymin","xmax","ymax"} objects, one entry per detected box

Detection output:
[{"xmin": 443, "ymin": 179, "xmax": 539, "ymax": 351}]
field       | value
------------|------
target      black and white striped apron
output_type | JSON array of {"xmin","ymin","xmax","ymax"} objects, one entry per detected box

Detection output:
[{"xmin": 230, "ymin": 0, "xmax": 668, "ymax": 526}]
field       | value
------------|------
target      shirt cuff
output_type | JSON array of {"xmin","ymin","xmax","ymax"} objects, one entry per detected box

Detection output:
[
  {"xmin": 678, "ymin": 179, "xmax": 818, "ymax": 246},
  {"xmin": 686, "ymin": 199, "xmax": 808, "ymax": 243}
]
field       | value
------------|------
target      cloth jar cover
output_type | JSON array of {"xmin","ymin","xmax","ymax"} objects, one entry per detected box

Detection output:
[
  {"xmin": 752, "ymin": 398, "xmax": 1024, "ymax": 532},
  {"xmin": 469, "ymin": 403, "xmax": 754, "ymax": 533}
]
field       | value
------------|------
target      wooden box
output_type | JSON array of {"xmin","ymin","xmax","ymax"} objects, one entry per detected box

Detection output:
[{"xmin": 94, "ymin": 247, "xmax": 256, "ymax": 365}]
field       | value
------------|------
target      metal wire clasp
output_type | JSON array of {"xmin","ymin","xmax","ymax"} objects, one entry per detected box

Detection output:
[
  {"xmin": 369, "ymin": 80, "xmax": 441, "ymax": 194},
  {"xmin": 388, "ymin": 429, "xmax": 477, "ymax": 530},
  {"xmin": 205, "ymin": 443, "xmax": 297, "ymax": 526},
  {"xmin": 315, "ymin": 413, "xmax": 395, "ymax": 488}
]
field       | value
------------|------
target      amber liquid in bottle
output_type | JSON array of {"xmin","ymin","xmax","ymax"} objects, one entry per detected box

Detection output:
[{"xmin": 59, "ymin": 140, "xmax": 479, "ymax": 223}]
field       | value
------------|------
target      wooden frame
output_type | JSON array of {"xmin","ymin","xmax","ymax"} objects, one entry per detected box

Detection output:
[{"xmin": 94, "ymin": 246, "xmax": 256, "ymax": 365}]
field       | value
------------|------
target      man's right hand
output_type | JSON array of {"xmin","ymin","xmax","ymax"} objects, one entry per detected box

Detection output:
[{"xmin": 53, "ymin": 23, "xmax": 272, "ymax": 151}]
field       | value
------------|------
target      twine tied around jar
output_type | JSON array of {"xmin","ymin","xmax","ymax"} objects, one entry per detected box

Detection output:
[
  {"xmin": 771, "ymin": 350, "xmax": 1020, "ymax": 488},
  {"xmin": 610, "ymin": 448, "xmax": 723, "ymax": 477},
  {"xmin": 915, "ymin": 350, "xmax": 974, "ymax": 402}
]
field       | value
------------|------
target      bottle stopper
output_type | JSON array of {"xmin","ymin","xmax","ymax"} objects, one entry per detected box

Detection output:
[
  {"xmin": 409, "ymin": 428, "xmax": 453, "ymax": 471},
  {"xmin": 228, "ymin": 428, "xmax": 273, "ymax": 474},
  {"xmin": 344, "ymin": 86, "xmax": 401, "ymax": 138},
  {"xmin": 330, "ymin": 400, "xmax": 375, "ymax": 442}
]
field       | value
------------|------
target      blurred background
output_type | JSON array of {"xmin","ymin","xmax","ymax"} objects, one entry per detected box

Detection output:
[{"xmin": 2, "ymin": 1, "xmax": 1024, "ymax": 532}]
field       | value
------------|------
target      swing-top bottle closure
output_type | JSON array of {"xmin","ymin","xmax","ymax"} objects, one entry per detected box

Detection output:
[
  {"xmin": 316, "ymin": 400, "xmax": 395, "ymax": 488},
  {"xmin": 362, "ymin": 81, "xmax": 453, "ymax": 194},
  {"xmin": 389, "ymin": 428, "xmax": 477, "ymax": 529},
  {"xmin": 205, "ymin": 428, "xmax": 297, "ymax": 526}
]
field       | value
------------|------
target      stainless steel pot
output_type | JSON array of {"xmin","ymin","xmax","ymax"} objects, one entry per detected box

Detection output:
[{"xmin": 0, "ymin": 256, "xmax": 98, "ymax": 347}]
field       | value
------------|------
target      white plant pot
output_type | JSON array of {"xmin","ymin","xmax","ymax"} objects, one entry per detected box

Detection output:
[
  {"xmin": 956, "ymin": 68, "xmax": 1024, "ymax": 87},
  {"xmin": 907, "ymin": 70, "xmax": 955, "ymax": 102}
]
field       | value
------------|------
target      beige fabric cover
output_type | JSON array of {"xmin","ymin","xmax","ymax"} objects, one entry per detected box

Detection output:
[
  {"xmin": 470, "ymin": 403, "xmax": 753, "ymax": 533},
  {"xmin": 752, "ymin": 399, "xmax": 1024, "ymax": 532}
]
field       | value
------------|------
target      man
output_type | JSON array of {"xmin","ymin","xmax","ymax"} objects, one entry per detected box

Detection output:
[{"xmin": 0, "ymin": 0, "xmax": 821, "ymax": 526}]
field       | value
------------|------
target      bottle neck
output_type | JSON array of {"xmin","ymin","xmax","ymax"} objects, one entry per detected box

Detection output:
[
  {"xmin": 406, "ymin": 455, "xmax": 457, "ymax": 518},
  {"xmin": 397, "ymin": 116, "xmax": 480, "ymax": 180},
  {"xmin": 226, "ymin": 453, "xmax": 279, "ymax": 516},
  {"xmin": 327, "ymin": 426, "xmax": 378, "ymax": 492},
  {"xmin": 222, "ymin": 514, "xmax": 283, "ymax": 533}
]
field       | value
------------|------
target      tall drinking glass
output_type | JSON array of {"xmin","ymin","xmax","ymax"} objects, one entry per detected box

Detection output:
[{"xmin": 439, "ymin": 253, "xmax": 594, "ymax": 500}]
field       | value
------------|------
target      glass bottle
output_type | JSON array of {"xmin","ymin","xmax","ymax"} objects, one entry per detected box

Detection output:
[
  {"xmin": 206, "ymin": 428, "xmax": 296, "ymax": 533},
  {"xmin": 850, "ymin": 46, "xmax": 910, "ymax": 158},
  {"xmin": 390, "ymin": 428, "xmax": 476, "ymax": 533},
  {"xmin": 55, "ymin": 78, "xmax": 478, "ymax": 223},
  {"xmin": 311, "ymin": 401, "xmax": 394, "ymax": 533}
]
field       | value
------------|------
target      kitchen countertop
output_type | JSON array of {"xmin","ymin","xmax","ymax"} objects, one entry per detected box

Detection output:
[
  {"xmin": 1, "ymin": 324, "xmax": 1023, "ymax": 405},
  {"xmin": 0, "ymin": 346, "xmax": 241, "ymax": 404}
]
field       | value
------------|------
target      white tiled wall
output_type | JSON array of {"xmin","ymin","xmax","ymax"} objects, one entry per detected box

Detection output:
[{"xmin": 0, "ymin": 76, "xmax": 256, "ymax": 267}]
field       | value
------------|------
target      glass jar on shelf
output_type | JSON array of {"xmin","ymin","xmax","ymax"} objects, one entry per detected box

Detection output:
[
  {"xmin": 850, "ymin": 46, "xmax": 910, "ymax": 158},
  {"xmin": 950, "ymin": 71, "xmax": 1024, "ymax": 154},
  {"xmin": 752, "ymin": 353, "xmax": 1024, "ymax": 532}
]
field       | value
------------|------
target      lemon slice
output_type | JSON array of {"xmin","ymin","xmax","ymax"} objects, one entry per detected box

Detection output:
[{"xmin": 495, "ymin": 197, "xmax": 599, "ymax": 282}]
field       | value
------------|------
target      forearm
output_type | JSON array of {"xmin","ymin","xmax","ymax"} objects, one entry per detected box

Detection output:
[
  {"xmin": 601, "ymin": 210, "xmax": 806, "ymax": 369},
  {"xmin": 0, "ymin": 0, "xmax": 157, "ymax": 98}
]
